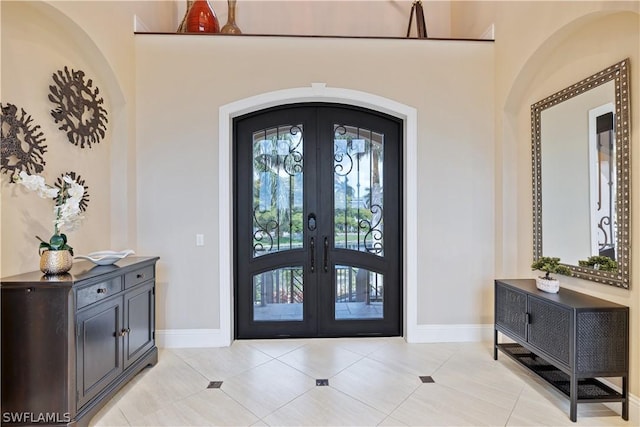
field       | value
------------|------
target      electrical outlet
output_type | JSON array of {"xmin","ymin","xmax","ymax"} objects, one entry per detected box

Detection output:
[{"xmin": 196, "ymin": 234, "xmax": 205, "ymax": 246}]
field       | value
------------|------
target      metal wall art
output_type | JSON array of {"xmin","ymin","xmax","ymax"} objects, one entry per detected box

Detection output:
[
  {"xmin": 1, "ymin": 103, "xmax": 48, "ymax": 176},
  {"xmin": 49, "ymin": 66, "xmax": 108, "ymax": 148},
  {"xmin": 55, "ymin": 171, "xmax": 90, "ymax": 212}
]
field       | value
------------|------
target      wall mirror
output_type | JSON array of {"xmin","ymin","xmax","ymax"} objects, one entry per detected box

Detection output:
[{"xmin": 532, "ymin": 59, "xmax": 631, "ymax": 288}]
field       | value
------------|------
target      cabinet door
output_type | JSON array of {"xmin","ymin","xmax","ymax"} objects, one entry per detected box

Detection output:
[
  {"xmin": 495, "ymin": 283, "xmax": 527, "ymax": 340},
  {"xmin": 528, "ymin": 297, "xmax": 571, "ymax": 366},
  {"xmin": 124, "ymin": 281, "xmax": 155, "ymax": 369},
  {"xmin": 76, "ymin": 297, "xmax": 123, "ymax": 408}
]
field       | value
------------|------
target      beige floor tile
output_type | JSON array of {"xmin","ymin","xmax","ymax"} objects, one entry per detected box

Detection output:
[
  {"xmin": 366, "ymin": 340, "xmax": 456, "ymax": 377},
  {"xmin": 377, "ymin": 415, "xmax": 409, "ymax": 426},
  {"xmin": 261, "ymin": 386, "xmax": 387, "ymax": 426},
  {"xmin": 244, "ymin": 338, "xmax": 311, "ymax": 358},
  {"xmin": 330, "ymin": 356, "xmax": 422, "ymax": 414},
  {"xmin": 434, "ymin": 349, "xmax": 525, "ymax": 410},
  {"xmin": 276, "ymin": 340, "xmax": 364, "ymax": 378},
  {"xmin": 90, "ymin": 405, "xmax": 131, "ymax": 427},
  {"xmin": 390, "ymin": 382, "xmax": 512, "ymax": 426},
  {"xmin": 220, "ymin": 359, "xmax": 316, "ymax": 418},
  {"xmin": 331, "ymin": 336, "xmax": 399, "ymax": 356},
  {"xmin": 114, "ymin": 351, "xmax": 209, "ymax": 424},
  {"xmin": 173, "ymin": 341, "xmax": 273, "ymax": 381},
  {"xmin": 88, "ymin": 339, "xmax": 632, "ymax": 427},
  {"xmin": 140, "ymin": 389, "xmax": 259, "ymax": 426}
]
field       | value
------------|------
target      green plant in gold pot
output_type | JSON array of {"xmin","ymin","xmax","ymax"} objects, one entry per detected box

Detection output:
[
  {"xmin": 531, "ymin": 256, "xmax": 571, "ymax": 293},
  {"xmin": 13, "ymin": 171, "xmax": 85, "ymax": 274}
]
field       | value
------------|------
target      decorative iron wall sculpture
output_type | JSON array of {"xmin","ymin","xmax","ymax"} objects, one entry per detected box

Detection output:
[
  {"xmin": 49, "ymin": 66, "xmax": 108, "ymax": 148},
  {"xmin": 1, "ymin": 103, "xmax": 48, "ymax": 176},
  {"xmin": 55, "ymin": 171, "xmax": 90, "ymax": 212}
]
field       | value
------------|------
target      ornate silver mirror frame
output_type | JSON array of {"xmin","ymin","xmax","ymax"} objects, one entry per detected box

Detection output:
[{"xmin": 532, "ymin": 58, "xmax": 631, "ymax": 288}]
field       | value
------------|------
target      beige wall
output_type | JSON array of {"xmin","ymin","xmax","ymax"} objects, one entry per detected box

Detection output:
[{"xmin": 134, "ymin": 35, "xmax": 495, "ymax": 331}]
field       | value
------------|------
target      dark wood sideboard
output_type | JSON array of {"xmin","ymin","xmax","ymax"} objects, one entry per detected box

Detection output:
[
  {"xmin": 494, "ymin": 279, "xmax": 628, "ymax": 422},
  {"xmin": 1, "ymin": 256, "xmax": 159, "ymax": 426}
]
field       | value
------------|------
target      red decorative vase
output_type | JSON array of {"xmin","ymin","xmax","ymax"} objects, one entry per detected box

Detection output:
[{"xmin": 186, "ymin": 0, "xmax": 220, "ymax": 33}]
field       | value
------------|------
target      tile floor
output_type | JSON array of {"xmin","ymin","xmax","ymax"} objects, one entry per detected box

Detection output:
[{"xmin": 90, "ymin": 338, "xmax": 630, "ymax": 426}]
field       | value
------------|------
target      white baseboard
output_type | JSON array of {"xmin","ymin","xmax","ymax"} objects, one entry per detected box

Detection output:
[
  {"xmin": 156, "ymin": 329, "xmax": 229, "ymax": 348},
  {"xmin": 407, "ymin": 323, "xmax": 494, "ymax": 343},
  {"xmin": 600, "ymin": 379, "xmax": 639, "ymax": 423},
  {"xmin": 626, "ymin": 393, "xmax": 640, "ymax": 423},
  {"xmin": 158, "ymin": 324, "xmax": 495, "ymax": 347}
]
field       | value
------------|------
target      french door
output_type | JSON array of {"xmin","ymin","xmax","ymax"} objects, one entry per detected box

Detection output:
[{"xmin": 234, "ymin": 104, "xmax": 402, "ymax": 338}]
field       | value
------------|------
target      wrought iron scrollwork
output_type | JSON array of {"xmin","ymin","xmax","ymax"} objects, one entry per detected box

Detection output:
[
  {"xmin": 598, "ymin": 216, "xmax": 612, "ymax": 249},
  {"xmin": 252, "ymin": 207, "xmax": 279, "ymax": 255},
  {"xmin": 333, "ymin": 125, "xmax": 353, "ymax": 176},
  {"xmin": 252, "ymin": 124, "xmax": 305, "ymax": 258},
  {"xmin": 283, "ymin": 125, "xmax": 303, "ymax": 176},
  {"xmin": 361, "ymin": 203, "xmax": 384, "ymax": 254}
]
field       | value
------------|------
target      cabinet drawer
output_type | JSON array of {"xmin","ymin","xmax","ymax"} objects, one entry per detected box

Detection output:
[
  {"xmin": 77, "ymin": 278, "xmax": 122, "ymax": 309},
  {"xmin": 125, "ymin": 265, "xmax": 154, "ymax": 289}
]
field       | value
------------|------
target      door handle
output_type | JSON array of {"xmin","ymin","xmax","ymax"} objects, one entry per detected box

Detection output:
[
  {"xmin": 310, "ymin": 237, "xmax": 315, "ymax": 273},
  {"xmin": 323, "ymin": 237, "xmax": 329, "ymax": 272}
]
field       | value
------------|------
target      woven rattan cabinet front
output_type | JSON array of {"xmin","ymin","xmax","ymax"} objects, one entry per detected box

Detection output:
[{"xmin": 494, "ymin": 279, "xmax": 628, "ymax": 423}]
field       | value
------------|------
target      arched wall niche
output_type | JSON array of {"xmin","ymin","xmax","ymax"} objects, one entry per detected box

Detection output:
[
  {"xmin": 1, "ymin": 1, "xmax": 132, "ymax": 275},
  {"xmin": 498, "ymin": 10, "xmax": 640, "ymax": 281},
  {"xmin": 498, "ymin": 9, "xmax": 639, "ymax": 397},
  {"xmin": 504, "ymin": 10, "xmax": 639, "ymax": 114}
]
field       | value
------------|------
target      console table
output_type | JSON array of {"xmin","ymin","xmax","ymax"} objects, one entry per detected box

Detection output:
[
  {"xmin": 494, "ymin": 279, "xmax": 628, "ymax": 422},
  {"xmin": 1, "ymin": 256, "xmax": 159, "ymax": 427}
]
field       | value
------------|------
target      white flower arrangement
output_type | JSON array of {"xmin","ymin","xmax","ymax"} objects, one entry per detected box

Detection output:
[{"xmin": 13, "ymin": 171, "xmax": 85, "ymax": 255}]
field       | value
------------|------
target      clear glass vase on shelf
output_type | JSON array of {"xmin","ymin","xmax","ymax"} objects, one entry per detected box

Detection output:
[{"xmin": 221, "ymin": 0, "xmax": 242, "ymax": 34}]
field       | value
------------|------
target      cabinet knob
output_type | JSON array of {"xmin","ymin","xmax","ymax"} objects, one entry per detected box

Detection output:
[
  {"xmin": 137, "ymin": 273, "xmax": 144, "ymax": 279},
  {"xmin": 119, "ymin": 328, "xmax": 130, "ymax": 337},
  {"xmin": 97, "ymin": 288, "xmax": 107, "ymax": 294}
]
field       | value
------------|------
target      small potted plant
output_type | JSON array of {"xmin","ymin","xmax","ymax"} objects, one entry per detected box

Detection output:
[
  {"xmin": 531, "ymin": 256, "xmax": 571, "ymax": 293},
  {"xmin": 578, "ymin": 255, "xmax": 618, "ymax": 271},
  {"xmin": 13, "ymin": 171, "xmax": 85, "ymax": 274}
]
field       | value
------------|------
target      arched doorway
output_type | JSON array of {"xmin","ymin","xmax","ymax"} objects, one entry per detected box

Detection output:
[
  {"xmin": 217, "ymin": 84, "xmax": 418, "ymax": 346},
  {"xmin": 234, "ymin": 103, "xmax": 402, "ymax": 338}
]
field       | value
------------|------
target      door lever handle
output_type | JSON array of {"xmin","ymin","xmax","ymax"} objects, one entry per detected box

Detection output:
[
  {"xmin": 323, "ymin": 237, "xmax": 329, "ymax": 272},
  {"xmin": 310, "ymin": 237, "xmax": 315, "ymax": 273}
]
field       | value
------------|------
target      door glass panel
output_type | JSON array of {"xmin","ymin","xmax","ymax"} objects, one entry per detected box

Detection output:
[
  {"xmin": 334, "ymin": 265, "xmax": 383, "ymax": 320},
  {"xmin": 252, "ymin": 125, "xmax": 304, "ymax": 258},
  {"xmin": 334, "ymin": 125, "xmax": 384, "ymax": 256},
  {"xmin": 253, "ymin": 267, "xmax": 304, "ymax": 321}
]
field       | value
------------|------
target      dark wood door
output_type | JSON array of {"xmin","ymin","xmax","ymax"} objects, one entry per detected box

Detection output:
[
  {"xmin": 124, "ymin": 282, "xmax": 155, "ymax": 369},
  {"xmin": 76, "ymin": 297, "xmax": 123, "ymax": 408},
  {"xmin": 235, "ymin": 104, "xmax": 402, "ymax": 338}
]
